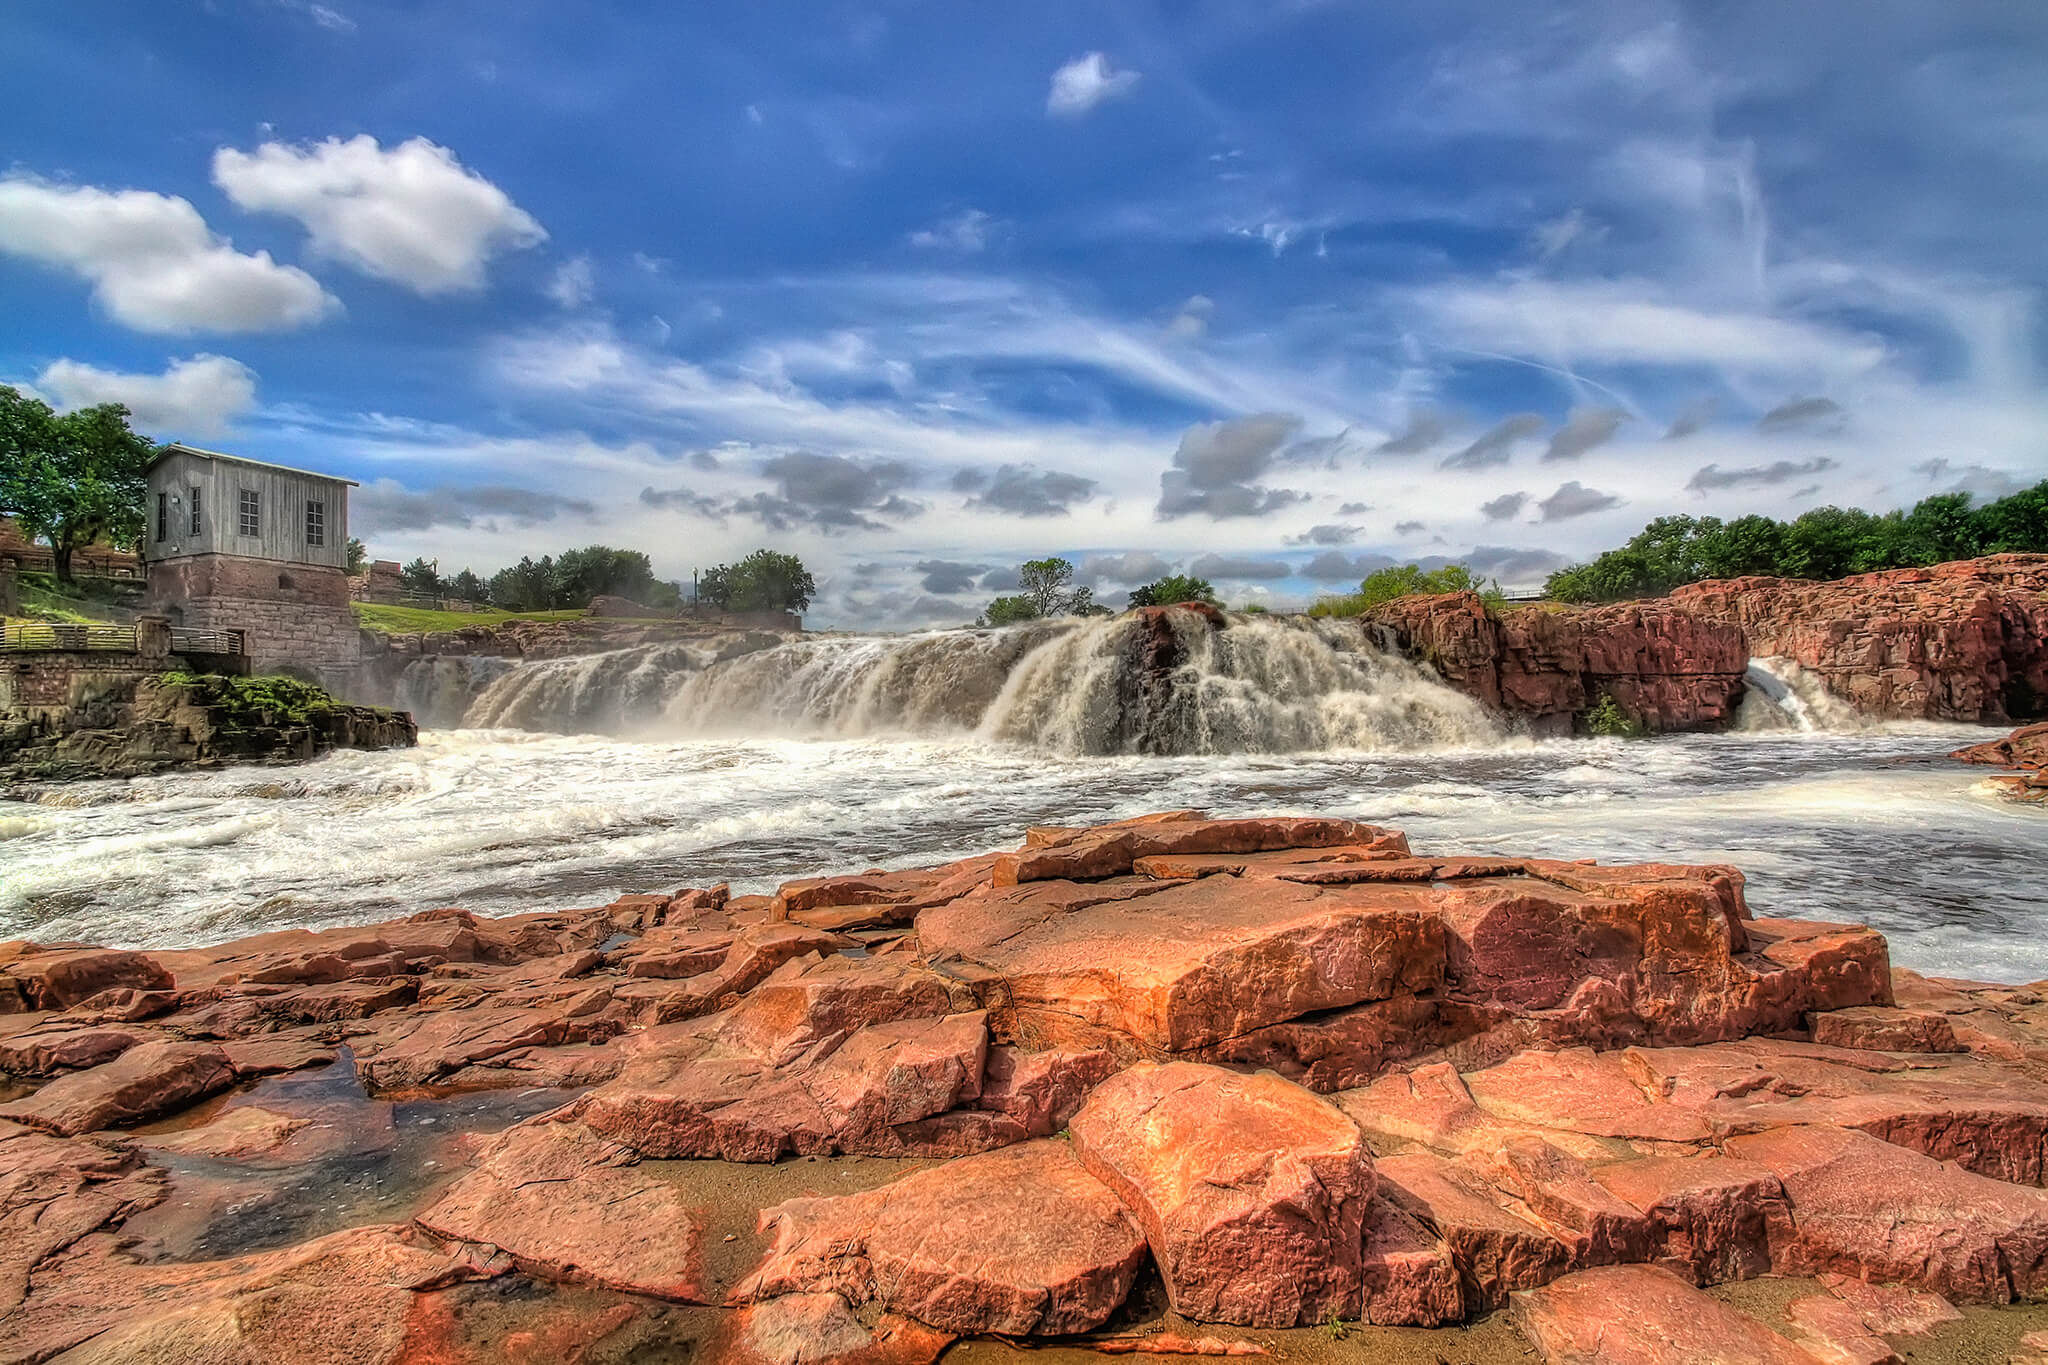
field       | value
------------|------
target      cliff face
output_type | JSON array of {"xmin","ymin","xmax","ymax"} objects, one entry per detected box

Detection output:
[
  {"xmin": 1362, "ymin": 593, "xmax": 1750, "ymax": 734},
  {"xmin": 1666, "ymin": 555, "xmax": 2048, "ymax": 723}
]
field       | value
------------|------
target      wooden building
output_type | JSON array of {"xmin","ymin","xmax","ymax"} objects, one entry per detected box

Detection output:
[{"xmin": 143, "ymin": 445, "xmax": 364, "ymax": 687}]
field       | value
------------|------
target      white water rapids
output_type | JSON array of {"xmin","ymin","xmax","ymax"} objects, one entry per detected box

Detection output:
[{"xmin": 2, "ymin": 625, "xmax": 2041, "ymax": 982}]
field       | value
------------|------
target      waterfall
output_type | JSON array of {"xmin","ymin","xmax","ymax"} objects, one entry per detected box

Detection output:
[
  {"xmin": 458, "ymin": 610, "xmax": 1499, "ymax": 754},
  {"xmin": 1735, "ymin": 657, "xmax": 1867, "ymax": 733},
  {"xmin": 391, "ymin": 656, "xmax": 518, "ymax": 730}
]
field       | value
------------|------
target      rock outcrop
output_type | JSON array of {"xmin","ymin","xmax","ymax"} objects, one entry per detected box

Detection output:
[
  {"xmin": 1669, "ymin": 554, "xmax": 2048, "ymax": 723},
  {"xmin": 4, "ymin": 812, "xmax": 2047, "ymax": 1360},
  {"xmin": 1362, "ymin": 593, "xmax": 1750, "ymax": 734},
  {"xmin": 1954, "ymin": 720, "xmax": 2048, "ymax": 804}
]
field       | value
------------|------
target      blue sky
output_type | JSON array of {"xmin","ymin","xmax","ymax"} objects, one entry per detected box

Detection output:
[{"xmin": 4, "ymin": 1, "xmax": 2045, "ymax": 625}]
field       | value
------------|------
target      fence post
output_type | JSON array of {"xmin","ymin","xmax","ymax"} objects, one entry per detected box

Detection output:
[{"xmin": 136, "ymin": 615, "xmax": 172, "ymax": 662}]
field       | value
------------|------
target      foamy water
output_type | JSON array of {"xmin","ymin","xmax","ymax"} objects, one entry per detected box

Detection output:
[{"xmin": 4, "ymin": 722, "xmax": 2041, "ymax": 982}]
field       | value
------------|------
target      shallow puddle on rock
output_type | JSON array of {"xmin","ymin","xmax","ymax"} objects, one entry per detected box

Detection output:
[{"xmin": 122, "ymin": 1049, "xmax": 587, "ymax": 1261}]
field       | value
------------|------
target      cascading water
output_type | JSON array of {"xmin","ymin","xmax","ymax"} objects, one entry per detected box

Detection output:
[
  {"xmin": 458, "ymin": 611, "xmax": 1499, "ymax": 755},
  {"xmin": 391, "ymin": 655, "xmax": 518, "ymax": 730},
  {"xmin": 1735, "ymin": 657, "xmax": 1868, "ymax": 733}
]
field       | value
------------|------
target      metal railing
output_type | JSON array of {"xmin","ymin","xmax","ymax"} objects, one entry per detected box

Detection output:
[
  {"xmin": 169, "ymin": 628, "xmax": 245, "ymax": 656},
  {"xmin": 0, "ymin": 623, "xmax": 245, "ymax": 656},
  {"xmin": 1, "ymin": 622, "xmax": 139, "ymax": 652}
]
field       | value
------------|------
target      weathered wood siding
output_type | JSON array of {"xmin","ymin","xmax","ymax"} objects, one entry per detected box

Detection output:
[{"xmin": 147, "ymin": 454, "xmax": 349, "ymax": 569}]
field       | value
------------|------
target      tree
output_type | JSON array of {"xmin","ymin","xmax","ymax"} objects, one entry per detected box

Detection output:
[
  {"xmin": 1018, "ymin": 557, "xmax": 1087, "ymax": 617},
  {"xmin": 1127, "ymin": 573, "xmax": 1218, "ymax": 608},
  {"xmin": 0, "ymin": 387, "xmax": 153, "ymax": 584},
  {"xmin": 446, "ymin": 568, "xmax": 487, "ymax": 602},
  {"xmin": 399, "ymin": 557, "xmax": 443, "ymax": 594},
  {"xmin": 977, "ymin": 595, "xmax": 1039, "ymax": 627},
  {"xmin": 345, "ymin": 537, "xmax": 368, "ymax": 575},
  {"xmin": 552, "ymin": 544, "xmax": 662, "ymax": 606},
  {"xmin": 705, "ymin": 549, "xmax": 815, "ymax": 613},
  {"xmin": 1311, "ymin": 562, "xmax": 1503, "ymax": 617},
  {"xmin": 488, "ymin": 556, "xmax": 556, "ymax": 611}
]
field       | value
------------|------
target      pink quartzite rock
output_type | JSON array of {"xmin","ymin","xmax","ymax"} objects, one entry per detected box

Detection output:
[
  {"xmin": 416, "ymin": 1120, "xmax": 707, "ymax": 1300},
  {"xmin": 1591, "ymin": 1154, "xmax": 1788, "ymax": 1285},
  {"xmin": 740, "ymin": 1139, "xmax": 1147, "ymax": 1336},
  {"xmin": 0, "ymin": 1026, "xmax": 145, "ymax": 1076},
  {"xmin": 1726, "ymin": 1123, "xmax": 2048, "ymax": 1303},
  {"xmin": 975, "ymin": 1045, "xmax": 1117, "ymax": 1137},
  {"xmin": 0, "ymin": 1040, "xmax": 235, "ymax": 1136},
  {"xmin": 0, "ymin": 1121, "xmax": 166, "ymax": 1312},
  {"xmin": 715, "ymin": 1293, "xmax": 955, "ymax": 1365},
  {"xmin": 1068, "ymin": 1061, "xmax": 1374, "ymax": 1326},
  {"xmin": 1815, "ymin": 1273, "xmax": 1962, "ymax": 1336},
  {"xmin": 1, "ymin": 949, "xmax": 174, "ymax": 1011},
  {"xmin": 135, "ymin": 1105, "xmax": 311, "ymax": 1161},
  {"xmin": 1783, "ymin": 1293, "xmax": 1903, "ymax": 1365},
  {"xmin": 1374, "ymin": 1149, "xmax": 1572, "ymax": 1310},
  {"xmin": 1511, "ymin": 1263, "xmax": 1827, "ymax": 1365},
  {"xmin": 991, "ymin": 816, "xmax": 1409, "ymax": 885},
  {"xmin": 1358, "ymin": 1198, "xmax": 1465, "ymax": 1326}
]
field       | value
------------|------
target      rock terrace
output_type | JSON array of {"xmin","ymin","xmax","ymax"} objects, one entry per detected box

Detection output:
[{"xmin": 3, "ymin": 811, "xmax": 2048, "ymax": 1361}]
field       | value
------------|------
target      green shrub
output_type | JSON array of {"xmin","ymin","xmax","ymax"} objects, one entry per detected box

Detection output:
[
  {"xmin": 158, "ymin": 672, "xmax": 385, "ymax": 726},
  {"xmin": 1582, "ymin": 693, "xmax": 1647, "ymax": 738}
]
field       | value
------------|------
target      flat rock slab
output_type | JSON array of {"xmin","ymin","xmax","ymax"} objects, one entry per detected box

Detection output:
[
  {"xmin": 1069, "ymin": 1061, "xmax": 1373, "ymax": 1327},
  {"xmin": 717, "ymin": 1292, "xmax": 954, "ymax": 1365},
  {"xmin": 1513, "ymin": 1264, "xmax": 1827, "ymax": 1364},
  {"xmin": 416, "ymin": 1120, "xmax": 708, "ymax": 1301},
  {"xmin": 1726, "ymin": 1123, "xmax": 2048, "ymax": 1302},
  {"xmin": 0, "ymin": 1121, "xmax": 166, "ymax": 1313},
  {"xmin": 741, "ymin": 1139, "xmax": 1147, "ymax": 1336},
  {"xmin": 1815, "ymin": 1273, "xmax": 1962, "ymax": 1336},
  {"xmin": 135, "ymin": 1105, "xmax": 311, "ymax": 1162},
  {"xmin": 0, "ymin": 1040, "xmax": 236, "ymax": 1136}
]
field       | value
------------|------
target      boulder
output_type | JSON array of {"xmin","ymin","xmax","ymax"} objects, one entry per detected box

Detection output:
[
  {"xmin": 715, "ymin": 1293, "xmax": 954, "ymax": 1365},
  {"xmin": 1726, "ymin": 1123, "xmax": 2048, "ymax": 1302},
  {"xmin": 1591, "ymin": 1155, "xmax": 1787, "ymax": 1285},
  {"xmin": 0, "ymin": 1040, "xmax": 235, "ymax": 1135},
  {"xmin": 1358, "ymin": 1199, "xmax": 1465, "ymax": 1326},
  {"xmin": 1510, "ymin": 1263, "xmax": 1827, "ymax": 1365},
  {"xmin": 0, "ymin": 1026, "xmax": 146, "ymax": 1076},
  {"xmin": 739, "ymin": 1139, "xmax": 1147, "ymax": 1336},
  {"xmin": 1375, "ymin": 1149, "xmax": 1573, "ymax": 1310},
  {"xmin": 2, "ymin": 949, "xmax": 173, "ymax": 1011},
  {"xmin": 415, "ymin": 1120, "xmax": 708, "ymax": 1300},
  {"xmin": 1068, "ymin": 1062, "xmax": 1373, "ymax": 1326}
]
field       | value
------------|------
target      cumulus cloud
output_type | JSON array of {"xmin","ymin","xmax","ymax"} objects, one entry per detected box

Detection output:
[
  {"xmin": 1375, "ymin": 412, "xmax": 1448, "ymax": 455},
  {"xmin": 909, "ymin": 209, "xmax": 994, "ymax": 252},
  {"xmin": 1912, "ymin": 458, "xmax": 2030, "ymax": 502},
  {"xmin": 1079, "ymin": 551, "xmax": 1174, "ymax": 585},
  {"xmin": 1302, "ymin": 550, "xmax": 1399, "ymax": 581},
  {"xmin": 1046, "ymin": 52, "xmax": 1141, "ymax": 117},
  {"xmin": 1167, "ymin": 294, "xmax": 1213, "ymax": 339},
  {"xmin": 34, "ymin": 354, "xmax": 256, "ymax": 437},
  {"xmin": 1463, "ymin": 545, "xmax": 1573, "ymax": 583},
  {"xmin": 1286, "ymin": 524, "xmax": 1362, "ymax": 546},
  {"xmin": 961, "ymin": 463, "xmax": 1098, "ymax": 517},
  {"xmin": 1395, "ymin": 520, "xmax": 1427, "ymax": 535},
  {"xmin": 1686, "ymin": 457, "xmax": 1838, "ymax": 493},
  {"xmin": 1480, "ymin": 491, "xmax": 1529, "ymax": 521},
  {"xmin": 638, "ymin": 485, "xmax": 725, "ymax": 517},
  {"xmin": 1756, "ymin": 396, "xmax": 1845, "ymax": 432},
  {"xmin": 213, "ymin": 135, "xmax": 546, "ymax": 293},
  {"xmin": 979, "ymin": 565, "xmax": 1022, "ymax": 591},
  {"xmin": 0, "ymin": 176, "xmax": 336, "ymax": 333},
  {"xmin": 355, "ymin": 479, "xmax": 595, "ymax": 533},
  {"xmin": 1187, "ymin": 554, "xmax": 1291, "ymax": 580},
  {"xmin": 1663, "ymin": 398, "xmax": 1718, "ymax": 440},
  {"xmin": 1442, "ymin": 413, "xmax": 1544, "ymax": 470},
  {"xmin": 742, "ymin": 451, "xmax": 921, "ymax": 532},
  {"xmin": 1543, "ymin": 407, "xmax": 1628, "ymax": 461},
  {"xmin": 1538, "ymin": 480, "xmax": 1623, "ymax": 521},
  {"xmin": 914, "ymin": 559, "xmax": 987, "ymax": 594},
  {"xmin": 1156, "ymin": 413, "xmax": 1310, "ymax": 519},
  {"xmin": 1338, "ymin": 501, "xmax": 1371, "ymax": 515},
  {"xmin": 545, "ymin": 254, "xmax": 594, "ymax": 308}
]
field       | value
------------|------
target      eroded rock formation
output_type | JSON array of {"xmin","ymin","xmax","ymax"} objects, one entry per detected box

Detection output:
[{"xmin": 4, "ymin": 812, "xmax": 2048, "ymax": 1360}]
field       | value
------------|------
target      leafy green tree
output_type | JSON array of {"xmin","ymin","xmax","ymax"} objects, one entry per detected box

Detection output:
[
  {"xmin": 1979, "ymin": 481, "xmax": 2048, "ymax": 553},
  {"xmin": 1018, "ymin": 557, "xmax": 1082, "ymax": 618},
  {"xmin": 1695, "ymin": 515, "xmax": 1786, "ymax": 580},
  {"xmin": 345, "ymin": 537, "xmax": 368, "ymax": 575},
  {"xmin": 1897, "ymin": 493, "xmax": 1985, "ymax": 566},
  {"xmin": 0, "ymin": 387, "xmax": 154, "ymax": 584},
  {"xmin": 977, "ymin": 594, "xmax": 1039, "ymax": 627},
  {"xmin": 446, "ymin": 568, "xmax": 487, "ymax": 602},
  {"xmin": 1127, "ymin": 573, "xmax": 1218, "ymax": 608},
  {"xmin": 488, "ymin": 555, "xmax": 556, "ymax": 610},
  {"xmin": 398, "ymin": 557, "xmax": 443, "ymax": 594},
  {"xmin": 1311, "ymin": 562, "xmax": 1503, "ymax": 617},
  {"xmin": 706, "ymin": 549, "xmax": 815, "ymax": 612},
  {"xmin": 552, "ymin": 544, "xmax": 661, "ymax": 606}
]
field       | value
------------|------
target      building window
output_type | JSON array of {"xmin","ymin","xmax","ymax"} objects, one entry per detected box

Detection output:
[
  {"xmin": 189, "ymin": 487, "xmax": 202, "ymax": 536},
  {"xmin": 156, "ymin": 492, "xmax": 168, "ymax": 543},
  {"xmin": 305, "ymin": 499, "xmax": 325, "ymax": 547},
  {"xmin": 239, "ymin": 488, "xmax": 260, "ymax": 537}
]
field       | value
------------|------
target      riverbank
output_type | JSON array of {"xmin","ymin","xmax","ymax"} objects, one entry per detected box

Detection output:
[{"xmin": 5, "ymin": 811, "xmax": 2048, "ymax": 1362}]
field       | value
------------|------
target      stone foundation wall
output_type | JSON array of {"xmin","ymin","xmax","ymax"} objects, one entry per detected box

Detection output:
[{"xmin": 146, "ymin": 554, "xmax": 361, "ymax": 687}]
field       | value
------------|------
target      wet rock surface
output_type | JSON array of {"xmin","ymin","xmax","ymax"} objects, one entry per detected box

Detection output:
[{"xmin": 3, "ymin": 811, "xmax": 2047, "ymax": 1359}]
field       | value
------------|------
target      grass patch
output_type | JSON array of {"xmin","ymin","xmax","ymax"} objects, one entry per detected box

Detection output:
[
  {"xmin": 353, "ymin": 603, "xmax": 588, "ymax": 634},
  {"xmin": 1582, "ymin": 693, "xmax": 1648, "ymax": 738},
  {"xmin": 159, "ymin": 671, "xmax": 393, "ymax": 725},
  {"xmin": 12, "ymin": 571, "xmax": 141, "ymax": 625}
]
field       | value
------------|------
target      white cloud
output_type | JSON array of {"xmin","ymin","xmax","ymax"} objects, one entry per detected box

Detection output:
[
  {"xmin": 36, "ymin": 354, "xmax": 258, "ymax": 437},
  {"xmin": 0, "ymin": 176, "xmax": 337, "ymax": 334},
  {"xmin": 545, "ymin": 254, "xmax": 594, "ymax": 309},
  {"xmin": 212, "ymin": 135, "xmax": 547, "ymax": 294},
  {"xmin": 909, "ymin": 209, "xmax": 993, "ymax": 252},
  {"xmin": 1167, "ymin": 294, "xmax": 1213, "ymax": 338},
  {"xmin": 1047, "ymin": 52, "xmax": 1141, "ymax": 118}
]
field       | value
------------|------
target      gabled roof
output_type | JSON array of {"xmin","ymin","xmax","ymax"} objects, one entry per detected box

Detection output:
[{"xmin": 149, "ymin": 442, "xmax": 360, "ymax": 487}]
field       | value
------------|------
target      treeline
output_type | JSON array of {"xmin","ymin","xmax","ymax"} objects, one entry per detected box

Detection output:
[
  {"xmin": 975, "ymin": 560, "xmax": 1235, "ymax": 626},
  {"xmin": 1547, "ymin": 480, "xmax": 2048, "ymax": 603},
  {"xmin": 393, "ymin": 545, "xmax": 816, "ymax": 614}
]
